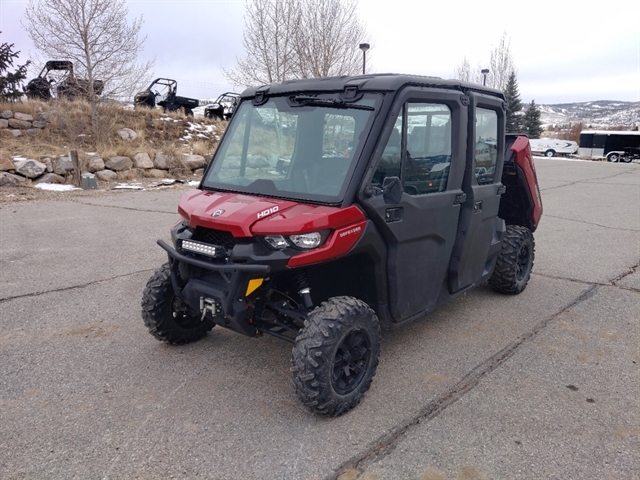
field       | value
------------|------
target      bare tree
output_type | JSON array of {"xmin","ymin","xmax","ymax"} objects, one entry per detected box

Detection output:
[
  {"xmin": 453, "ymin": 56, "xmax": 473, "ymax": 83},
  {"xmin": 225, "ymin": 0, "xmax": 367, "ymax": 87},
  {"xmin": 23, "ymin": 0, "xmax": 154, "ymax": 102},
  {"xmin": 453, "ymin": 31, "xmax": 516, "ymax": 91},
  {"xmin": 488, "ymin": 32, "xmax": 515, "ymax": 91},
  {"xmin": 224, "ymin": 0, "xmax": 299, "ymax": 87},
  {"xmin": 294, "ymin": 0, "xmax": 365, "ymax": 78}
]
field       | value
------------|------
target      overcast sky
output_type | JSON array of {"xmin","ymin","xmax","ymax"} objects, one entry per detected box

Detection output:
[{"xmin": 1, "ymin": 0, "xmax": 639, "ymax": 104}]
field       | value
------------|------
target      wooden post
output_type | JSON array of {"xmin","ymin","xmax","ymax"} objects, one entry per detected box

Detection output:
[{"xmin": 70, "ymin": 150, "xmax": 82, "ymax": 187}]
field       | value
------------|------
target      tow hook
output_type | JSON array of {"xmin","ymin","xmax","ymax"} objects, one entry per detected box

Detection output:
[
  {"xmin": 200, "ymin": 297, "xmax": 221, "ymax": 321},
  {"xmin": 298, "ymin": 287, "xmax": 313, "ymax": 310}
]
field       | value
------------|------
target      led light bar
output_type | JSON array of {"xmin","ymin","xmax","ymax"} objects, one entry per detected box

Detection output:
[{"xmin": 181, "ymin": 240, "xmax": 222, "ymax": 258}]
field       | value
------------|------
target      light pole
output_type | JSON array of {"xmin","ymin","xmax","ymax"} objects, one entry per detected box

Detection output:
[
  {"xmin": 481, "ymin": 68, "xmax": 490, "ymax": 86},
  {"xmin": 359, "ymin": 43, "xmax": 370, "ymax": 75}
]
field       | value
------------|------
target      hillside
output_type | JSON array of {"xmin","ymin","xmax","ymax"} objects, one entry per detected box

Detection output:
[
  {"xmin": 535, "ymin": 100, "xmax": 640, "ymax": 129},
  {"xmin": 1, "ymin": 98, "xmax": 226, "ymax": 173}
]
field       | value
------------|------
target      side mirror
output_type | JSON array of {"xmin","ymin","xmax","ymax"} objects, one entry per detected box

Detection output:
[{"xmin": 382, "ymin": 176, "xmax": 403, "ymax": 204}]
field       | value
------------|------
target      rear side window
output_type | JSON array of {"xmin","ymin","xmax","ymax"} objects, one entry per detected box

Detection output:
[
  {"xmin": 372, "ymin": 103, "xmax": 452, "ymax": 195},
  {"xmin": 475, "ymin": 108, "xmax": 498, "ymax": 184}
]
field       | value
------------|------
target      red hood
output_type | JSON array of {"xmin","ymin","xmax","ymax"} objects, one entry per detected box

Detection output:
[{"xmin": 178, "ymin": 190, "xmax": 365, "ymax": 237}]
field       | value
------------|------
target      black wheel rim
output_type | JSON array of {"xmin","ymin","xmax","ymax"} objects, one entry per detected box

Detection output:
[
  {"xmin": 331, "ymin": 328, "xmax": 371, "ymax": 395},
  {"xmin": 516, "ymin": 245, "xmax": 530, "ymax": 281},
  {"xmin": 170, "ymin": 296, "xmax": 199, "ymax": 329}
]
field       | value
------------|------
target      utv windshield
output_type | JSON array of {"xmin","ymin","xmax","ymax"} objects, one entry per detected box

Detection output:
[{"xmin": 201, "ymin": 93, "xmax": 380, "ymax": 203}]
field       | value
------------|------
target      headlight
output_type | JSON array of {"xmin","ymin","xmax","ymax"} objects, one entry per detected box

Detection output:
[
  {"xmin": 289, "ymin": 232, "xmax": 322, "ymax": 249},
  {"xmin": 264, "ymin": 235, "xmax": 288, "ymax": 249},
  {"xmin": 263, "ymin": 232, "xmax": 324, "ymax": 250}
]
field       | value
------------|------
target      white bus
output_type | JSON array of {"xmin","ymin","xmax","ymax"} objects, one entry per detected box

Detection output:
[
  {"xmin": 529, "ymin": 138, "xmax": 578, "ymax": 157},
  {"xmin": 578, "ymin": 130, "xmax": 640, "ymax": 162}
]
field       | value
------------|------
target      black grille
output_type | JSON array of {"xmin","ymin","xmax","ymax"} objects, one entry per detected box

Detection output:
[{"xmin": 192, "ymin": 227, "xmax": 252, "ymax": 251}]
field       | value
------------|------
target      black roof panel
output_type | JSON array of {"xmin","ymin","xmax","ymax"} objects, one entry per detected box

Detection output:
[{"xmin": 240, "ymin": 73, "xmax": 504, "ymax": 100}]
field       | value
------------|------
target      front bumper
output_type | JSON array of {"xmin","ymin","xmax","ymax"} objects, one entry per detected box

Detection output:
[
  {"xmin": 158, "ymin": 239, "xmax": 270, "ymax": 274},
  {"xmin": 158, "ymin": 239, "xmax": 271, "ymax": 337}
]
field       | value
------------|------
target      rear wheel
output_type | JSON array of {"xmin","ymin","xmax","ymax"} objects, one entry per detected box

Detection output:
[
  {"xmin": 607, "ymin": 153, "xmax": 620, "ymax": 163},
  {"xmin": 141, "ymin": 263, "xmax": 214, "ymax": 344},
  {"xmin": 544, "ymin": 149, "xmax": 555, "ymax": 157},
  {"xmin": 291, "ymin": 296, "xmax": 381, "ymax": 416},
  {"xmin": 489, "ymin": 225, "xmax": 535, "ymax": 295}
]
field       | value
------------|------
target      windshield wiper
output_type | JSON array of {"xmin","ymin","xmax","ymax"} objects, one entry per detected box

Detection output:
[{"xmin": 290, "ymin": 95, "xmax": 374, "ymax": 111}]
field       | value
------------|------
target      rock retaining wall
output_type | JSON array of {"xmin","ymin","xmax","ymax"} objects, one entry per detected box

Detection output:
[
  {"xmin": 0, "ymin": 109, "xmax": 51, "ymax": 137},
  {"xmin": 0, "ymin": 108, "xmax": 210, "ymax": 187}
]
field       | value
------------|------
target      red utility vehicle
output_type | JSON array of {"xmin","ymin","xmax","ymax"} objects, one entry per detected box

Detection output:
[{"xmin": 141, "ymin": 74, "xmax": 542, "ymax": 416}]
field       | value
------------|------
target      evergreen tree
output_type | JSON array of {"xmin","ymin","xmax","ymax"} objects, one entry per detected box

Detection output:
[
  {"xmin": 523, "ymin": 100, "xmax": 543, "ymax": 139},
  {"xmin": 0, "ymin": 34, "xmax": 30, "ymax": 102},
  {"xmin": 503, "ymin": 71, "xmax": 523, "ymax": 133}
]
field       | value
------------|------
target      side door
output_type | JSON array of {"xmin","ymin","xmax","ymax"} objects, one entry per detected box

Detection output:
[
  {"xmin": 578, "ymin": 133, "xmax": 594, "ymax": 158},
  {"xmin": 448, "ymin": 93, "xmax": 506, "ymax": 293},
  {"xmin": 359, "ymin": 88, "xmax": 467, "ymax": 322}
]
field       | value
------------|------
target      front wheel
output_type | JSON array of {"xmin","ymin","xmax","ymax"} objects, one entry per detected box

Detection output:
[
  {"xmin": 141, "ymin": 263, "xmax": 214, "ymax": 344},
  {"xmin": 607, "ymin": 153, "xmax": 620, "ymax": 163},
  {"xmin": 291, "ymin": 296, "xmax": 381, "ymax": 416},
  {"xmin": 489, "ymin": 225, "xmax": 535, "ymax": 295}
]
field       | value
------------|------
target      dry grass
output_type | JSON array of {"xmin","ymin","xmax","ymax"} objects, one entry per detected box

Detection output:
[{"xmin": 0, "ymin": 98, "xmax": 226, "ymax": 167}]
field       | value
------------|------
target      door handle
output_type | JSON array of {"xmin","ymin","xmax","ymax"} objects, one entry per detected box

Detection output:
[
  {"xmin": 454, "ymin": 193, "xmax": 467, "ymax": 205},
  {"xmin": 385, "ymin": 207, "xmax": 403, "ymax": 223},
  {"xmin": 473, "ymin": 201, "xmax": 482, "ymax": 213}
]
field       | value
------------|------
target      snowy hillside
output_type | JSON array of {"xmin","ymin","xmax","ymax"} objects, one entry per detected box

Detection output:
[{"xmin": 534, "ymin": 101, "xmax": 640, "ymax": 128}]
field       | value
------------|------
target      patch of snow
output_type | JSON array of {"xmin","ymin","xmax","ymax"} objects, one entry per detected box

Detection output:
[
  {"xmin": 35, "ymin": 183, "xmax": 81, "ymax": 191},
  {"xmin": 145, "ymin": 179, "xmax": 193, "ymax": 188},
  {"xmin": 533, "ymin": 155, "xmax": 589, "ymax": 162},
  {"xmin": 113, "ymin": 183, "xmax": 145, "ymax": 190}
]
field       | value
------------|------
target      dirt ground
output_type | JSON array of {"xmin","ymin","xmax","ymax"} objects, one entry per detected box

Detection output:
[{"xmin": 0, "ymin": 178, "xmax": 196, "ymax": 203}]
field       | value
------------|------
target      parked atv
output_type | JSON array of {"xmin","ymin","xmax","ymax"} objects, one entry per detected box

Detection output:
[
  {"xmin": 24, "ymin": 61, "xmax": 104, "ymax": 100},
  {"xmin": 204, "ymin": 92, "xmax": 240, "ymax": 120},
  {"xmin": 141, "ymin": 74, "xmax": 543, "ymax": 416},
  {"xmin": 134, "ymin": 78, "xmax": 199, "ymax": 116}
]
